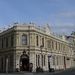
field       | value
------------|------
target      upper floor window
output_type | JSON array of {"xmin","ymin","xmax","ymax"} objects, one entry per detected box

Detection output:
[
  {"xmin": 42, "ymin": 37, "xmax": 44, "ymax": 47},
  {"xmin": 0, "ymin": 38, "xmax": 1, "ymax": 49},
  {"xmin": 56, "ymin": 42, "xmax": 57, "ymax": 50},
  {"xmin": 47, "ymin": 40, "xmax": 51, "ymax": 48},
  {"xmin": 22, "ymin": 34, "xmax": 27, "ymax": 45},
  {"xmin": 11, "ymin": 35, "xmax": 14, "ymax": 47},
  {"xmin": 51, "ymin": 40, "xmax": 54, "ymax": 49},
  {"xmin": 36, "ymin": 35, "xmax": 38, "ymax": 46},
  {"xmin": 2, "ymin": 38, "xmax": 3, "ymax": 48},
  {"xmin": 6, "ymin": 37, "xmax": 8, "ymax": 47}
]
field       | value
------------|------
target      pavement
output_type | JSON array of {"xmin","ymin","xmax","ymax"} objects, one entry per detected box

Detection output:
[{"xmin": 0, "ymin": 68, "xmax": 75, "ymax": 75}]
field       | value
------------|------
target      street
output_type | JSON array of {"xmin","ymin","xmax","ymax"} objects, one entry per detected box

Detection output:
[{"xmin": 0, "ymin": 68, "xmax": 75, "ymax": 75}]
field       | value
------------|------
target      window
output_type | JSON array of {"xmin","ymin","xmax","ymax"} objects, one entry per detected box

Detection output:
[
  {"xmin": 6, "ymin": 37, "xmax": 8, "ymax": 47},
  {"xmin": 57, "ymin": 56, "xmax": 58, "ymax": 65},
  {"xmin": 56, "ymin": 42, "xmax": 57, "ymax": 50},
  {"xmin": 41, "ymin": 55, "xmax": 45, "ymax": 66},
  {"xmin": 36, "ymin": 35, "xmax": 38, "ymax": 46},
  {"xmin": 59, "ymin": 43, "xmax": 60, "ymax": 50},
  {"xmin": 22, "ymin": 34, "xmax": 27, "ymax": 45},
  {"xmin": 42, "ymin": 55, "xmax": 43, "ymax": 66},
  {"xmin": 38, "ymin": 55, "xmax": 40, "ymax": 66},
  {"xmin": 51, "ymin": 40, "xmax": 54, "ymax": 49},
  {"xmin": 1, "ymin": 57, "xmax": 3, "ymax": 70},
  {"xmin": 2, "ymin": 38, "xmax": 3, "ymax": 48},
  {"xmin": 0, "ymin": 38, "xmax": 1, "ymax": 49},
  {"xmin": 44, "ymin": 55, "xmax": 45, "ymax": 66},
  {"xmin": 47, "ymin": 40, "xmax": 51, "ymax": 48},
  {"xmin": 11, "ymin": 35, "xmax": 14, "ymax": 47},
  {"xmin": 9, "ymin": 55, "xmax": 13, "ymax": 67},
  {"xmin": 53, "ymin": 56, "xmax": 55, "ymax": 65},
  {"xmin": 36, "ymin": 55, "xmax": 40, "ymax": 66},
  {"xmin": 42, "ymin": 37, "xmax": 44, "ymax": 47},
  {"xmin": 36, "ymin": 55, "xmax": 38, "ymax": 66}
]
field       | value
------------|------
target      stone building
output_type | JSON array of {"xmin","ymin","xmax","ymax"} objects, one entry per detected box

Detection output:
[{"xmin": 0, "ymin": 23, "xmax": 75, "ymax": 72}]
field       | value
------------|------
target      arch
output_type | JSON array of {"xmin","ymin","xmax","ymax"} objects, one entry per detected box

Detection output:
[{"xmin": 20, "ymin": 50, "xmax": 29, "ymax": 71}]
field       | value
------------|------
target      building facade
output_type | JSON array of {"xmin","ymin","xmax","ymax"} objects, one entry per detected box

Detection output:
[{"xmin": 0, "ymin": 23, "xmax": 75, "ymax": 72}]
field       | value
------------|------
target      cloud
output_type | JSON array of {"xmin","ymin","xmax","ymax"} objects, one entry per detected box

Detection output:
[
  {"xmin": 51, "ymin": 21, "xmax": 75, "ymax": 28},
  {"xmin": 50, "ymin": 11, "xmax": 75, "ymax": 18},
  {"xmin": 50, "ymin": 21, "xmax": 75, "ymax": 35},
  {"xmin": 58, "ymin": 11, "xmax": 75, "ymax": 17}
]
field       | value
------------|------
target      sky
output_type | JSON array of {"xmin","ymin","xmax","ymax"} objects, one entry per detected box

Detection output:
[{"xmin": 0, "ymin": 0, "xmax": 75, "ymax": 35}]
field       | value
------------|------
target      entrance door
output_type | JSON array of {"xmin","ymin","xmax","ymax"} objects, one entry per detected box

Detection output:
[
  {"xmin": 21, "ymin": 57, "xmax": 29, "ymax": 71},
  {"xmin": 20, "ymin": 51, "xmax": 29, "ymax": 71}
]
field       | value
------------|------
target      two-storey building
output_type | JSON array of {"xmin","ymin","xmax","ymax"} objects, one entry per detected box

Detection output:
[{"xmin": 0, "ymin": 23, "xmax": 75, "ymax": 72}]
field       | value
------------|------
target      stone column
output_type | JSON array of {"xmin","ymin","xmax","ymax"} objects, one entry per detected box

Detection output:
[
  {"xmin": 6, "ymin": 57, "xmax": 8, "ymax": 73},
  {"xmin": 45, "ymin": 54, "xmax": 48, "ymax": 71},
  {"xmin": 30, "ymin": 52, "xmax": 36, "ymax": 72}
]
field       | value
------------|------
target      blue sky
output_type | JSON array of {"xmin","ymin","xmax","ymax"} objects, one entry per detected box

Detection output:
[{"xmin": 0, "ymin": 0, "xmax": 75, "ymax": 35}]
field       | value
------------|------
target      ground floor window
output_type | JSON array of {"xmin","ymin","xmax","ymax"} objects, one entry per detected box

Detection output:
[
  {"xmin": 36, "ymin": 54, "xmax": 45, "ymax": 67},
  {"xmin": 1, "ymin": 57, "xmax": 3, "ymax": 71},
  {"xmin": 53, "ymin": 55, "xmax": 55, "ymax": 65},
  {"xmin": 36, "ymin": 55, "xmax": 38, "ymax": 66},
  {"xmin": 38, "ymin": 55, "xmax": 40, "ymax": 66},
  {"xmin": 44, "ymin": 55, "xmax": 45, "ymax": 66}
]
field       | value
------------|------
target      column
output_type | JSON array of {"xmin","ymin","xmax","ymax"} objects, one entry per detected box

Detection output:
[
  {"xmin": 6, "ymin": 57, "xmax": 8, "ymax": 73},
  {"xmin": 30, "ymin": 52, "xmax": 35, "ymax": 72}
]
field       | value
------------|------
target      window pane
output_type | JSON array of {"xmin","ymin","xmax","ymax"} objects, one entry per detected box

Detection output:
[{"xmin": 22, "ymin": 34, "xmax": 27, "ymax": 45}]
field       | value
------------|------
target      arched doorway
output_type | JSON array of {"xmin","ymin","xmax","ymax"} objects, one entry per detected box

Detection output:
[{"xmin": 20, "ymin": 50, "xmax": 29, "ymax": 71}]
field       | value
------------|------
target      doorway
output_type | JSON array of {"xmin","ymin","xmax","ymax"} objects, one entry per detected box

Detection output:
[{"xmin": 20, "ymin": 51, "xmax": 29, "ymax": 71}]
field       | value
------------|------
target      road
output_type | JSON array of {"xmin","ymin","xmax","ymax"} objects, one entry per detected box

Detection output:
[
  {"xmin": 0, "ymin": 68, "xmax": 75, "ymax": 75},
  {"xmin": 53, "ymin": 68, "xmax": 75, "ymax": 75}
]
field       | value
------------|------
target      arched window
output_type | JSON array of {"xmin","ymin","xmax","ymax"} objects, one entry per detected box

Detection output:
[{"xmin": 22, "ymin": 34, "xmax": 27, "ymax": 45}]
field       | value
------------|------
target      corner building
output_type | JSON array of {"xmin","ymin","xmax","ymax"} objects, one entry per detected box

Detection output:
[{"xmin": 0, "ymin": 24, "xmax": 75, "ymax": 72}]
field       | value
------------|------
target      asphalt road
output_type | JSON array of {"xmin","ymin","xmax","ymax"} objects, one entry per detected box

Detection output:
[
  {"xmin": 53, "ymin": 68, "xmax": 75, "ymax": 75},
  {"xmin": 0, "ymin": 68, "xmax": 75, "ymax": 75}
]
